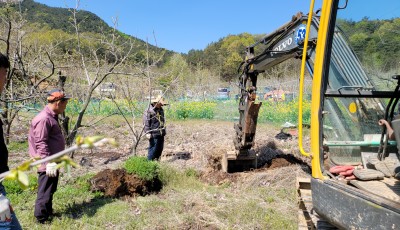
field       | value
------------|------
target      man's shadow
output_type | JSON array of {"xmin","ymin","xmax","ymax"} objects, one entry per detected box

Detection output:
[{"xmin": 62, "ymin": 196, "xmax": 114, "ymax": 219}]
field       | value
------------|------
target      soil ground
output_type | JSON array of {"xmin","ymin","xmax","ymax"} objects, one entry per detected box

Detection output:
[
  {"xmin": 85, "ymin": 120, "xmax": 311, "ymax": 197},
  {"xmin": 7, "ymin": 116, "xmax": 312, "ymax": 228},
  {"xmin": 8, "ymin": 117, "xmax": 311, "ymax": 198}
]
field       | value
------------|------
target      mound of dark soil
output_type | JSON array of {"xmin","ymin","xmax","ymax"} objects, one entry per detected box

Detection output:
[
  {"xmin": 268, "ymin": 158, "xmax": 292, "ymax": 169},
  {"xmin": 265, "ymin": 154, "xmax": 311, "ymax": 171},
  {"xmin": 90, "ymin": 169, "xmax": 162, "ymax": 198},
  {"xmin": 199, "ymin": 170, "xmax": 238, "ymax": 185}
]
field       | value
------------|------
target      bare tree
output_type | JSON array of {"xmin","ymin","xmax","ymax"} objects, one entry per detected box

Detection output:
[
  {"xmin": 110, "ymin": 36, "xmax": 172, "ymax": 155},
  {"xmin": 60, "ymin": 2, "xmax": 136, "ymax": 148},
  {"xmin": 0, "ymin": 3, "xmax": 60, "ymax": 143}
]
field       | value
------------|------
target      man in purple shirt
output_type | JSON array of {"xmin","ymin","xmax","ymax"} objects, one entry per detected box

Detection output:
[{"xmin": 28, "ymin": 88, "xmax": 70, "ymax": 224}]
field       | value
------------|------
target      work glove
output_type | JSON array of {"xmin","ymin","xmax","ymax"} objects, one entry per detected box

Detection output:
[
  {"xmin": 145, "ymin": 133, "xmax": 151, "ymax": 139},
  {"xmin": 0, "ymin": 194, "xmax": 11, "ymax": 222},
  {"xmin": 46, "ymin": 162, "xmax": 58, "ymax": 177}
]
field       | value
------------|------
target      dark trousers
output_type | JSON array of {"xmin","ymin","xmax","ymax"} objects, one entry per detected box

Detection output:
[
  {"xmin": 0, "ymin": 120, "xmax": 9, "ymax": 174},
  {"xmin": 148, "ymin": 136, "xmax": 164, "ymax": 160},
  {"xmin": 34, "ymin": 172, "xmax": 59, "ymax": 222}
]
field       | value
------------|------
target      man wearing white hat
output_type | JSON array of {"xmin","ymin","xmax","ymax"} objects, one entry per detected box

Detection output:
[{"xmin": 143, "ymin": 95, "xmax": 168, "ymax": 160}]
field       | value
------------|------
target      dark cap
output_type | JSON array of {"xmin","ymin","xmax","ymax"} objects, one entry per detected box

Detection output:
[{"xmin": 47, "ymin": 89, "xmax": 71, "ymax": 102}]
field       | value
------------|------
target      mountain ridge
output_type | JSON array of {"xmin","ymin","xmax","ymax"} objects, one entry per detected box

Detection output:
[{"xmin": 4, "ymin": 0, "xmax": 175, "ymax": 57}]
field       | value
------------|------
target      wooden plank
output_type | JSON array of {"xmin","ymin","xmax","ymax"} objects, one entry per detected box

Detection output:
[
  {"xmin": 297, "ymin": 177, "xmax": 315, "ymax": 230},
  {"xmin": 297, "ymin": 177, "xmax": 311, "ymax": 190},
  {"xmin": 297, "ymin": 177, "xmax": 338, "ymax": 229}
]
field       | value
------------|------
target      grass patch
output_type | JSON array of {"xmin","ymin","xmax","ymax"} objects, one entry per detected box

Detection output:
[
  {"xmin": 184, "ymin": 168, "xmax": 199, "ymax": 178},
  {"xmin": 7, "ymin": 141, "xmax": 28, "ymax": 153},
  {"xmin": 158, "ymin": 164, "xmax": 203, "ymax": 190},
  {"xmin": 124, "ymin": 156, "xmax": 160, "ymax": 180},
  {"xmin": 265, "ymin": 207, "xmax": 297, "ymax": 229},
  {"xmin": 3, "ymin": 174, "xmax": 38, "ymax": 194},
  {"xmin": 57, "ymin": 98, "xmax": 312, "ymax": 124},
  {"xmin": 5, "ymin": 165, "xmax": 298, "ymax": 229}
]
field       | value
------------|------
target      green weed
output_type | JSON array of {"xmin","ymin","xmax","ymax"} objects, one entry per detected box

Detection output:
[
  {"xmin": 184, "ymin": 168, "xmax": 199, "ymax": 178},
  {"xmin": 3, "ymin": 174, "xmax": 38, "ymax": 194},
  {"xmin": 124, "ymin": 156, "xmax": 160, "ymax": 180},
  {"xmin": 167, "ymin": 101, "xmax": 216, "ymax": 119},
  {"xmin": 7, "ymin": 141, "xmax": 28, "ymax": 153}
]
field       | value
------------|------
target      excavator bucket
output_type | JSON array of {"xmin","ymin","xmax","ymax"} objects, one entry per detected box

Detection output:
[
  {"xmin": 226, "ymin": 100, "xmax": 261, "ymax": 173},
  {"xmin": 233, "ymin": 100, "xmax": 262, "ymax": 150},
  {"xmin": 242, "ymin": 100, "xmax": 262, "ymax": 147},
  {"xmin": 222, "ymin": 149, "xmax": 257, "ymax": 173}
]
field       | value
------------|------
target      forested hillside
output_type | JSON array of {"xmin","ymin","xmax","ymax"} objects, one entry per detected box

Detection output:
[
  {"xmin": 21, "ymin": 0, "xmax": 109, "ymax": 33},
  {"xmin": 338, "ymin": 17, "xmax": 400, "ymax": 71},
  {"xmin": 185, "ymin": 17, "xmax": 400, "ymax": 81},
  {"xmin": 0, "ymin": 0, "xmax": 398, "ymax": 119},
  {"xmin": 2, "ymin": 0, "xmax": 175, "ymax": 65}
]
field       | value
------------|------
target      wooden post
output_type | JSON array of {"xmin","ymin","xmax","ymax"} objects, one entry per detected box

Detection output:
[{"xmin": 57, "ymin": 71, "xmax": 70, "ymax": 143}]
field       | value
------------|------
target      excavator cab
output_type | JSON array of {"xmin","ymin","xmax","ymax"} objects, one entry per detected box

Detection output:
[{"xmin": 298, "ymin": 0, "xmax": 400, "ymax": 228}]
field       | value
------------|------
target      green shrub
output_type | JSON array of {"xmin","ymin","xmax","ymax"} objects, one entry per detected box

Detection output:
[
  {"xmin": 124, "ymin": 156, "xmax": 159, "ymax": 181},
  {"xmin": 184, "ymin": 168, "xmax": 199, "ymax": 178},
  {"xmin": 258, "ymin": 99, "xmax": 311, "ymax": 124},
  {"xmin": 167, "ymin": 101, "xmax": 216, "ymax": 119},
  {"xmin": 3, "ymin": 174, "xmax": 38, "ymax": 194}
]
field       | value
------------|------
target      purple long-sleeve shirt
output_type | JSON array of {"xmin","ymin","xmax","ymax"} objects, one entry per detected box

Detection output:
[{"xmin": 28, "ymin": 105, "xmax": 65, "ymax": 172}]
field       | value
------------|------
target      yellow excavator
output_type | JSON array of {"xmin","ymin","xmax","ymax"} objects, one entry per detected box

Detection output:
[{"xmin": 227, "ymin": 0, "xmax": 400, "ymax": 228}]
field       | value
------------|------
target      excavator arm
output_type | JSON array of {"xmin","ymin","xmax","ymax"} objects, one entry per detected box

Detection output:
[
  {"xmin": 235, "ymin": 13, "xmax": 320, "ymax": 151},
  {"xmin": 223, "ymin": 13, "xmax": 319, "ymax": 172}
]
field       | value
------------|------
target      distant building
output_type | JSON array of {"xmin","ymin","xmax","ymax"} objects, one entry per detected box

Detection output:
[
  {"xmin": 98, "ymin": 82, "xmax": 117, "ymax": 98},
  {"xmin": 217, "ymin": 87, "xmax": 230, "ymax": 100}
]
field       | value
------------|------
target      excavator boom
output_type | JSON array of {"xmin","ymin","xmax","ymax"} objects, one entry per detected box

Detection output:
[{"xmin": 226, "ymin": 12, "xmax": 319, "ymax": 172}]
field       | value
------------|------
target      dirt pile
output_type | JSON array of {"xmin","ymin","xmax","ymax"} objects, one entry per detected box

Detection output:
[
  {"xmin": 265, "ymin": 154, "xmax": 311, "ymax": 171},
  {"xmin": 199, "ymin": 170, "xmax": 239, "ymax": 185},
  {"xmin": 90, "ymin": 169, "xmax": 162, "ymax": 198}
]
